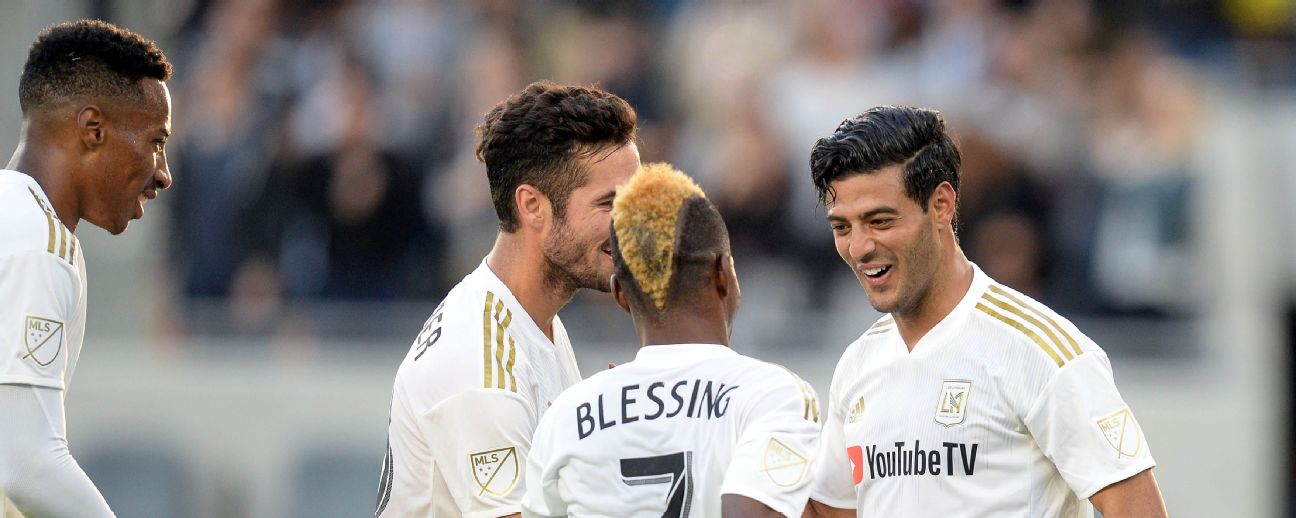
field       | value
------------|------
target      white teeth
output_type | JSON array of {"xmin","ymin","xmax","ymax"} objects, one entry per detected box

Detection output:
[{"xmin": 863, "ymin": 267, "xmax": 883, "ymax": 276}]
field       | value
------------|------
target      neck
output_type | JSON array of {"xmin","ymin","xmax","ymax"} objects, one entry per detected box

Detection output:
[
  {"xmin": 894, "ymin": 246, "xmax": 974, "ymax": 350},
  {"xmin": 8, "ymin": 122, "xmax": 80, "ymax": 232},
  {"xmin": 635, "ymin": 303, "xmax": 730, "ymax": 348},
  {"xmin": 486, "ymin": 231, "xmax": 575, "ymax": 341}
]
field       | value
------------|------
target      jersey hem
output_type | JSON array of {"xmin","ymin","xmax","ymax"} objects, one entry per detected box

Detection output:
[
  {"xmin": 807, "ymin": 492, "xmax": 855, "ymax": 512},
  {"xmin": 0, "ymin": 378, "xmax": 64, "ymax": 390},
  {"xmin": 463, "ymin": 505, "xmax": 521, "ymax": 518},
  {"xmin": 721, "ymin": 489, "xmax": 801, "ymax": 518},
  {"xmin": 1075, "ymin": 461, "xmax": 1156, "ymax": 500}
]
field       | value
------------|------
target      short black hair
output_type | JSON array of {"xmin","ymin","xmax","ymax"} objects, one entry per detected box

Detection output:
[
  {"xmin": 611, "ymin": 163, "xmax": 730, "ymax": 317},
  {"xmin": 476, "ymin": 80, "xmax": 637, "ymax": 232},
  {"xmin": 809, "ymin": 105, "xmax": 961, "ymax": 220},
  {"xmin": 19, "ymin": 19, "xmax": 172, "ymax": 114}
]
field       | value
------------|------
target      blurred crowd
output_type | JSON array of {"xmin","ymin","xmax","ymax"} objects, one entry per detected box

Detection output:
[{"xmin": 151, "ymin": 0, "xmax": 1291, "ymax": 331}]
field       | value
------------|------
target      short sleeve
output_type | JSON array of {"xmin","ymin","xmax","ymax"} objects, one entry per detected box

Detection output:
[
  {"xmin": 1023, "ymin": 352, "xmax": 1156, "ymax": 499},
  {"xmin": 0, "ymin": 251, "xmax": 78, "ymax": 389},
  {"xmin": 424, "ymin": 388, "xmax": 537, "ymax": 518},
  {"xmin": 521, "ymin": 404, "xmax": 566, "ymax": 518},
  {"xmin": 807, "ymin": 365, "xmax": 857, "ymax": 509},
  {"xmin": 719, "ymin": 373, "xmax": 821, "ymax": 517}
]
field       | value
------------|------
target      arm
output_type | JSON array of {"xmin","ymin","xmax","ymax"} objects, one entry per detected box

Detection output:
[
  {"xmin": 801, "ymin": 499, "xmax": 855, "ymax": 518},
  {"xmin": 722, "ymin": 494, "xmax": 784, "ymax": 518},
  {"xmin": 424, "ymin": 389, "xmax": 538, "ymax": 518},
  {"xmin": 719, "ymin": 370, "xmax": 821, "ymax": 517},
  {"xmin": 1089, "ymin": 468, "xmax": 1167, "ymax": 518},
  {"xmin": 0, "ymin": 384, "xmax": 114, "ymax": 517}
]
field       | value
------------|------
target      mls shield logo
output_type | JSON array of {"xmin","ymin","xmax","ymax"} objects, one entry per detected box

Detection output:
[
  {"xmin": 23, "ymin": 316, "xmax": 64, "ymax": 367},
  {"xmin": 934, "ymin": 379, "xmax": 972, "ymax": 427},
  {"xmin": 470, "ymin": 447, "xmax": 519, "ymax": 496},
  {"xmin": 762, "ymin": 438, "xmax": 808, "ymax": 487},
  {"xmin": 1097, "ymin": 408, "xmax": 1144, "ymax": 458}
]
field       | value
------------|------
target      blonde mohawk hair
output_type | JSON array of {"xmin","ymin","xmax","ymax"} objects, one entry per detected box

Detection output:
[{"xmin": 611, "ymin": 162, "xmax": 706, "ymax": 311}]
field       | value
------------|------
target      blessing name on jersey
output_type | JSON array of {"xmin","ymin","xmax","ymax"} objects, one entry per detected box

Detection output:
[{"xmin": 575, "ymin": 379, "xmax": 739, "ymax": 440}]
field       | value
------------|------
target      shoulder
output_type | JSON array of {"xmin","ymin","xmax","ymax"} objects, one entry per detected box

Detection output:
[
  {"xmin": 968, "ymin": 281, "xmax": 1100, "ymax": 370},
  {"xmin": 731, "ymin": 354, "xmax": 820, "ymax": 421},
  {"xmin": 0, "ymin": 180, "xmax": 77, "ymax": 266}
]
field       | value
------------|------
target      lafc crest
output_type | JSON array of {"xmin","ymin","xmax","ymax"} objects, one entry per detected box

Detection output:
[
  {"xmin": 470, "ymin": 446, "xmax": 519, "ymax": 496},
  {"xmin": 1097, "ymin": 408, "xmax": 1144, "ymax": 458},
  {"xmin": 934, "ymin": 379, "xmax": 972, "ymax": 426},
  {"xmin": 23, "ymin": 316, "xmax": 63, "ymax": 367},
  {"xmin": 762, "ymin": 438, "xmax": 808, "ymax": 487}
]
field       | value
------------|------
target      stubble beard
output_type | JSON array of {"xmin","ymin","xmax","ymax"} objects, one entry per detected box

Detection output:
[
  {"xmin": 868, "ymin": 221, "xmax": 939, "ymax": 319},
  {"xmin": 542, "ymin": 216, "xmax": 610, "ymax": 295}
]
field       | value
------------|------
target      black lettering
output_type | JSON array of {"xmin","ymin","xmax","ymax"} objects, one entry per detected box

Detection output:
[
  {"xmin": 960, "ymin": 443, "xmax": 979, "ymax": 475},
  {"xmin": 714, "ymin": 384, "xmax": 739, "ymax": 417},
  {"xmin": 645, "ymin": 382, "xmax": 666, "ymax": 420},
  {"xmin": 943, "ymin": 442, "xmax": 958, "ymax": 476},
  {"xmin": 577, "ymin": 402, "xmax": 594, "ymax": 439},
  {"xmin": 865, "ymin": 445, "xmax": 877, "ymax": 479},
  {"xmin": 686, "ymin": 379, "xmax": 702, "ymax": 418},
  {"xmin": 622, "ymin": 385, "xmax": 639, "ymax": 424},
  {"xmin": 667, "ymin": 380, "xmax": 688, "ymax": 418},
  {"xmin": 598, "ymin": 395, "xmax": 616, "ymax": 430},
  {"xmin": 915, "ymin": 442, "xmax": 927, "ymax": 476},
  {"xmin": 700, "ymin": 382, "xmax": 719, "ymax": 419},
  {"xmin": 929, "ymin": 448, "xmax": 941, "ymax": 475}
]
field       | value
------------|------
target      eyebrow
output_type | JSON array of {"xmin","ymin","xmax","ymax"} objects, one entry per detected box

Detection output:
[
  {"xmin": 826, "ymin": 207, "xmax": 898, "ymax": 222},
  {"xmin": 595, "ymin": 190, "xmax": 617, "ymax": 205}
]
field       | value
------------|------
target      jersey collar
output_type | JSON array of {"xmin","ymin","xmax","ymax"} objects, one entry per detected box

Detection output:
[
  {"xmin": 0, "ymin": 170, "xmax": 58, "ymax": 220},
  {"xmin": 633, "ymin": 343, "xmax": 734, "ymax": 365},
  {"xmin": 472, "ymin": 258, "xmax": 561, "ymax": 349},
  {"xmin": 895, "ymin": 262, "xmax": 993, "ymax": 356}
]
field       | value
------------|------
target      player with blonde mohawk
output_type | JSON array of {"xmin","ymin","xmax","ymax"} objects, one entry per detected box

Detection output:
[{"xmin": 522, "ymin": 163, "xmax": 821, "ymax": 518}]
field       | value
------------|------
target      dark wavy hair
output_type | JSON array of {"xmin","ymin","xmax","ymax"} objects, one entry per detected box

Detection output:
[
  {"xmin": 475, "ymin": 80, "xmax": 637, "ymax": 232},
  {"xmin": 809, "ymin": 105, "xmax": 961, "ymax": 225},
  {"xmin": 19, "ymin": 19, "xmax": 172, "ymax": 113}
]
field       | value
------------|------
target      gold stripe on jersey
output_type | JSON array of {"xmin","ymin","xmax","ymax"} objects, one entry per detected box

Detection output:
[
  {"xmin": 57, "ymin": 220, "xmax": 68, "ymax": 259},
  {"xmin": 975, "ymin": 302, "xmax": 1064, "ymax": 367},
  {"xmin": 68, "ymin": 236, "xmax": 77, "ymax": 266},
  {"xmin": 981, "ymin": 292, "xmax": 1076, "ymax": 362},
  {"xmin": 28, "ymin": 189, "xmax": 56, "ymax": 254},
  {"xmin": 505, "ymin": 336, "xmax": 518, "ymax": 392},
  {"xmin": 780, "ymin": 367, "xmax": 819, "ymax": 423},
  {"xmin": 865, "ymin": 316, "xmax": 894, "ymax": 336},
  {"xmin": 493, "ymin": 302, "xmax": 514, "ymax": 391},
  {"xmin": 483, "ymin": 292, "xmax": 495, "ymax": 388},
  {"xmin": 988, "ymin": 285, "xmax": 1083, "ymax": 358}
]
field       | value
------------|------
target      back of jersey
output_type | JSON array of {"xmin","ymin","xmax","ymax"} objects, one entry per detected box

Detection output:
[{"xmin": 524, "ymin": 344, "xmax": 820, "ymax": 518}]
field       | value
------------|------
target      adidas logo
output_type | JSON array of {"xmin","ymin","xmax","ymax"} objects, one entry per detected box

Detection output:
[{"xmin": 847, "ymin": 396, "xmax": 866, "ymax": 423}]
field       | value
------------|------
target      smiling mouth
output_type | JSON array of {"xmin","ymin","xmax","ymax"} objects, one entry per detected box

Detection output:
[{"xmin": 862, "ymin": 265, "xmax": 892, "ymax": 279}]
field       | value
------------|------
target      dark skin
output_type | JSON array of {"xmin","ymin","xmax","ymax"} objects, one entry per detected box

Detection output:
[
  {"xmin": 7, "ymin": 79, "xmax": 173, "ymax": 234},
  {"xmin": 610, "ymin": 253, "xmax": 783, "ymax": 518}
]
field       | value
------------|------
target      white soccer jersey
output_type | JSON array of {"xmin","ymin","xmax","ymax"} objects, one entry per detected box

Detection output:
[
  {"xmin": 0, "ymin": 170, "xmax": 87, "ymax": 391},
  {"xmin": 522, "ymin": 344, "xmax": 821, "ymax": 518},
  {"xmin": 810, "ymin": 264, "xmax": 1155, "ymax": 517},
  {"xmin": 377, "ymin": 260, "xmax": 583, "ymax": 517}
]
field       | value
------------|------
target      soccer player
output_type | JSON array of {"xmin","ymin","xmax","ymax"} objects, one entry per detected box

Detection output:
[
  {"xmin": 521, "ymin": 163, "xmax": 821, "ymax": 518},
  {"xmin": 375, "ymin": 81, "xmax": 639, "ymax": 517},
  {"xmin": 0, "ymin": 20, "xmax": 173, "ymax": 517},
  {"xmin": 801, "ymin": 106, "xmax": 1168, "ymax": 517}
]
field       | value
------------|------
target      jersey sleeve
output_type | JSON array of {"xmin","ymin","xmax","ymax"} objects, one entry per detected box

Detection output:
[
  {"xmin": 0, "ymin": 251, "xmax": 78, "ymax": 389},
  {"xmin": 521, "ymin": 401, "xmax": 566, "ymax": 517},
  {"xmin": 719, "ymin": 370, "xmax": 821, "ymax": 518},
  {"xmin": 807, "ymin": 358, "xmax": 857, "ymax": 509},
  {"xmin": 1022, "ymin": 350, "xmax": 1156, "ymax": 499},
  {"xmin": 423, "ymin": 388, "xmax": 537, "ymax": 518}
]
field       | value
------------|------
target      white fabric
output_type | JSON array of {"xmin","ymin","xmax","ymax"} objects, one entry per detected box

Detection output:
[
  {"xmin": 0, "ymin": 170, "xmax": 87, "ymax": 390},
  {"xmin": 378, "ymin": 260, "xmax": 582, "ymax": 517},
  {"xmin": 523, "ymin": 344, "xmax": 820, "ymax": 518},
  {"xmin": 0, "ymin": 384, "xmax": 113, "ymax": 517},
  {"xmin": 810, "ymin": 264, "xmax": 1155, "ymax": 517}
]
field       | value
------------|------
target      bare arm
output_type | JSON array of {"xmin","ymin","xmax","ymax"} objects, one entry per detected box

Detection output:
[
  {"xmin": 721, "ymin": 494, "xmax": 784, "ymax": 518},
  {"xmin": 1089, "ymin": 469, "xmax": 1167, "ymax": 518},
  {"xmin": 801, "ymin": 498, "xmax": 855, "ymax": 518}
]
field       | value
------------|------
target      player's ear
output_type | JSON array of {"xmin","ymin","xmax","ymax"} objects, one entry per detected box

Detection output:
[
  {"xmin": 713, "ymin": 252, "xmax": 730, "ymax": 301},
  {"xmin": 929, "ymin": 181, "xmax": 957, "ymax": 228},
  {"xmin": 611, "ymin": 274, "xmax": 631, "ymax": 314},
  {"xmin": 515, "ymin": 184, "xmax": 550, "ymax": 231},
  {"xmin": 76, "ymin": 105, "xmax": 105, "ymax": 150}
]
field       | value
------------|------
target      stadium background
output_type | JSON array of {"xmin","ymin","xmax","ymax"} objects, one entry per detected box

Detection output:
[{"xmin": 2, "ymin": 0, "xmax": 1294, "ymax": 516}]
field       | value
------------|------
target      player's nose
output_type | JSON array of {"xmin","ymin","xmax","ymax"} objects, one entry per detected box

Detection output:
[{"xmin": 154, "ymin": 159, "xmax": 172, "ymax": 191}]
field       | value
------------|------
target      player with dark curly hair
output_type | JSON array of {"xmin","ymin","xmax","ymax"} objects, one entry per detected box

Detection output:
[
  {"xmin": 0, "ymin": 19, "xmax": 173, "ymax": 517},
  {"xmin": 377, "ymin": 81, "xmax": 639, "ymax": 517}
]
